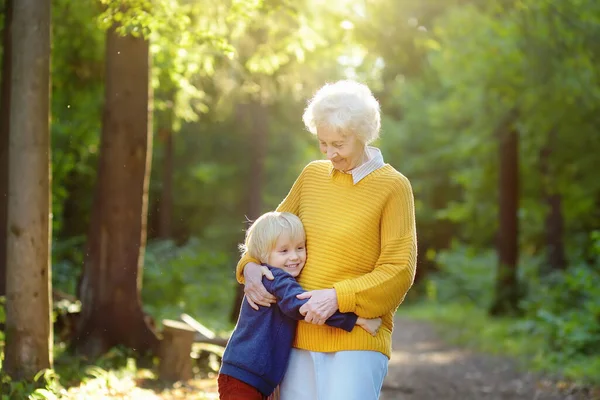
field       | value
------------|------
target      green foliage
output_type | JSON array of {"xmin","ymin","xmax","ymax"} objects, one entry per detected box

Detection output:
[
  {"xmin": 418, "ymin": 238, "xmax": 600, "ymax": 384},
  {"xmin": 6, "ymin": 0, "xmax": 597, "ymax": 389},
  {"xmin": 51, "ymin": 0, "xmax": 104, "ymax": 239},
  {"xmin": 0, "ymin": 368, "xmax": 63, "ymax": 400},
  {"xmin": 424, "ymin": 243, "xmax": 544, "ymax": 309},
  {"xmin": 0, "ymin": 297, "xmax": 4, "ymax": 349},
  {"xmin": 402, "ymin": 299, "xmax": 600, "ymax": 385},
  {"xmin": 425, "ymin": 244, "xmax": 498, "ymax": 307},
  {"xmin": 517, "ymin": 233, "xmax": 600, "ymax": 369},
  {"xmin": 0, "ymin": 348, "xmax": 145, "ymax": 399},
  {"xmin": 52, "ymin": 236, "xmax": 86, "ymax": 296},
  {"xmin": 142, "ymin": 238, "xmax": 238, "ymax": 333}
]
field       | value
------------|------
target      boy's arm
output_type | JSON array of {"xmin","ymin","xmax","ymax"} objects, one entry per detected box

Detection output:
[
  {"xmin": 323, "ymin": 311, "xmax": 358, "ymax": 332},
  {"xmin": 265, "ymin": 272, "xmax": 357, "ymax": 332}
]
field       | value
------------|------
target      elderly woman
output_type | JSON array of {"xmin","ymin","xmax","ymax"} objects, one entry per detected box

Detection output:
[{"xmin": 236, "ymin": 80, "xmax": 417, "ymax": 399}]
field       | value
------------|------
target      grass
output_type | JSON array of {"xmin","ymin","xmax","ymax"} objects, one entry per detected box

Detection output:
[{"xmin": 398, "ymin": 301, "xmax": 600, "ymax": 387}]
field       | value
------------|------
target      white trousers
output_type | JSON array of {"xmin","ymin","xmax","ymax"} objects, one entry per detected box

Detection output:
[{"xmin": 279, "ymin": 349, "xmax": 388, "ymax": 400}]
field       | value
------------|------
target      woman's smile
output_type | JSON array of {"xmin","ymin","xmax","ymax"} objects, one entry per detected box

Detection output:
[{"xmin": 317, "ymin": 126, "xmax": 366, "ymax": 172}]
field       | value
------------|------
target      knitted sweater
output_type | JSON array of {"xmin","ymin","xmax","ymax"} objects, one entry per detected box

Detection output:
[{"xmin": 236, "ymin": 160, "xmax": 417, "ymax": 358}]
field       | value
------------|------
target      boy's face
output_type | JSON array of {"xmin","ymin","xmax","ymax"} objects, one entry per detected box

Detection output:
[{"xmin": 267, "ymin": 233, "xmax": 306, "ymax": 277}]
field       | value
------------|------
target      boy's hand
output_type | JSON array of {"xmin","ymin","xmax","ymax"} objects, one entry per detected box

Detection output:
[
  {"xmin": 243, "ymin": 262, "xmax": 276, "ymax": 310},
  {"xmin": 356, "ymin": 317, "xmax": 382, "ymax": 336}
]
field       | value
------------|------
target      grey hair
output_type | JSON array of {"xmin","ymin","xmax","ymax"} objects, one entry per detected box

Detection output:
[{"xmin": 302, "ymin": 80, "xmax": 381, "ymax": 144}]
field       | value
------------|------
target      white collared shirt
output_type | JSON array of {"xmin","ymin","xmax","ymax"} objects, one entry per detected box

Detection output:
[{"xmin": 331, "ymin": 146, "xmax": 386, "ymax": 184}]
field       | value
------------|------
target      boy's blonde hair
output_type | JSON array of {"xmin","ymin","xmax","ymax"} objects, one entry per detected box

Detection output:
[{"xmin": 240, "ymin": 212, "xmax": 305, "ymax": 264}]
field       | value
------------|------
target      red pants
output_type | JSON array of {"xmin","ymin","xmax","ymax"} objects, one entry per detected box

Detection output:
[{"xmin": 217, "ymin": 374, "xmax": 265, "ymax": 400}]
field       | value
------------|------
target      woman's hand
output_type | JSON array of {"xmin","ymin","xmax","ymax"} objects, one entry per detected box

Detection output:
[
  {"xmin": 243, "ymin": 262, "xmax": 276, "ymax": 310},
  {"xmin": 297, "ymin": 289, "xmax": 339, "ymax": 325}
]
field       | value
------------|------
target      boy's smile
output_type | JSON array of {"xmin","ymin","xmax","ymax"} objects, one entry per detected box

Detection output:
[{"xmin": 267, "ymin": 234, "xmax": 307, "ymax": 277}]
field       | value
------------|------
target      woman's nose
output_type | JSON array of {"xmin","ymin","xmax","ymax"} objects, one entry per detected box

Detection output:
[{"xmin": 327, "ymin": 148, "xmax": 337, "ymax": 159}]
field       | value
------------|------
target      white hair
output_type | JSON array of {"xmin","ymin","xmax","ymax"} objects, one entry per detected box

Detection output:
[{"xmin": 302, "ymin": 80, "xmax": 381, "ymax": 144}]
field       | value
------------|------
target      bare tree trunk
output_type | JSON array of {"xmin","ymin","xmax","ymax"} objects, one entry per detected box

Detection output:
[
  {"xmin": 539, "ymin": 129, "xmax": 566, "ymax": 271},
  {"xmin": 0, "ymin": 0, "xmax": 13, "ymax": 298},
  {"xmin": 4, "ymin": 0, "xmax": 52, "ymax": 380},
  {"xmin": 74, "ymin": 27, "xmax": 159, "ymax": 358},
  {"xmin": 230, "ymin": 100, "xmax": 268, "ymax": 322},
  {"xmin": 490, "ymin": 124, "xmax": 520, "ymax": 316}
]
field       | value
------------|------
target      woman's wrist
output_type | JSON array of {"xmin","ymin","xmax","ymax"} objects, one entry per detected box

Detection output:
[{"xmin": 329, "ymin": 288, "xmax": 339, "ymax": 310}]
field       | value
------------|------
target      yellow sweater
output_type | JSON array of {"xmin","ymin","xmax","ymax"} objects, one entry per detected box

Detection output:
[{"xmin": 236, "ymin": 160, "xmax": 417, "ymax": 358}]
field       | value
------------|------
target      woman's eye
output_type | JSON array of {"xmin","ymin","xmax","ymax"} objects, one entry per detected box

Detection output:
[{"xmin": 334, "ymin": 143, "xmax": 343, "ymax": 148}]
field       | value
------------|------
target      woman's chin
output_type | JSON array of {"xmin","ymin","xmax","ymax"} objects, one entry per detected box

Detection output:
[{"xmin": 331, "ymin": 161, "xmax": 347, "ymax": 171}]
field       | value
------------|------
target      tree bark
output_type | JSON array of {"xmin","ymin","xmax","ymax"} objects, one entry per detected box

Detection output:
[
  {"xmin": 74, "ymin": 27, "xmax": 159, "ymax": 358},
  {"xmin": 490, "ymin": 124, "xmax": 520, "ymax": 316},
  {"xmin": 4, "ymin": 0, "xmax": 53, "ymax": 380},
  {"xmin": 230, "ymin": 100, "xmax": 268, "ymax": 322},
  {"xmin": 159, "ymin": 320, "xmax": 195, "ymax": 381},
  {"xmin": 0, "ymin": 0, "xmax": 13, "ymax": 297}
]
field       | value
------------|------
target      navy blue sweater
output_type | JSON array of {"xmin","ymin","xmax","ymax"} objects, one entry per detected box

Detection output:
[{"xmin": 219, "ymin": 266, "xmax": 359, "ymax": 396}]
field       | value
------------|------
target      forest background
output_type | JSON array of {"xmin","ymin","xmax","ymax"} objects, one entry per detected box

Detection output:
[{"xmin": 0, "ymin": 0, "xmax": 599, "ymax": 398}]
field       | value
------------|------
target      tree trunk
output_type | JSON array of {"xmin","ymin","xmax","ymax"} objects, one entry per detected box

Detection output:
[
  {"xmin": 230, "ymin": 100, "xmax": 268, "ymax": 322},
  {"xmin": 159, "ymin": 320, "xmax": 195, "ymax": 381},
  {"xmin": 490, "ymin": 125, "xmax": 520, "ymax": 316},
  {"xmin": 74, "ymin": 27, "xmax": 159, "ymax": 358},
  {"xmin": 0, "ymin": 0, "xmax": 13, "ymax": 298},
  {"xmin": 539, "ymin": 129, "xmax": 566, "ymax": 271},
  {"xmin": 4, "ymin": 0, "xmax": 52, "ymax": 380}
]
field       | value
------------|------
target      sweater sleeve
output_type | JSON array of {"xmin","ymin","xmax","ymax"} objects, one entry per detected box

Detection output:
[
  {"xmin": 235, "ymin": 164, "xmax": 308, "ymax": 283},
  {"xmin": 266, "ymin": 272, "xmax": 358, "ymax": 332},
  {"xmin": 333, "ymin": 176, "xmax": 418, "ymax": 318}
]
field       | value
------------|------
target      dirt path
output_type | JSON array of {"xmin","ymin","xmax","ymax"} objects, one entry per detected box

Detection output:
[{"xmin": 380, "ymin": 317, "xmax": 593, "ymax": 400}]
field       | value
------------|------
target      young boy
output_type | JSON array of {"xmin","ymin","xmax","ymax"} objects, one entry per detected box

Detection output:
[{"xmin": 218, "ymin": 211, "xmax": 382, "ymax": 400}]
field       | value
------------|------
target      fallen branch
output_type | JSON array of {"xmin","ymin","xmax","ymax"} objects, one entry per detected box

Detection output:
[
  {"xmin": 194, "ymin": 336, "xmax": 229, "ymax": 347},
  {"xmin": 180, "ymin": 313, "xmax": 229, "ymax": 347}
]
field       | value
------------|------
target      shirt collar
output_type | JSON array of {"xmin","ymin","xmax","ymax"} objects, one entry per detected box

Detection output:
[{"xmin": 328, "ymin": 146, "xmax": 386, "ymax": 184}]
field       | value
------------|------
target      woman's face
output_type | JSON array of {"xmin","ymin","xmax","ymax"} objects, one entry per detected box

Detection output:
[{"xmin": 317, "ymin": 126, "xmax": 366, "ymax": 172}]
